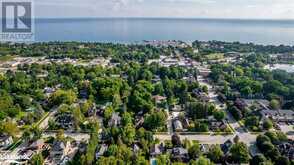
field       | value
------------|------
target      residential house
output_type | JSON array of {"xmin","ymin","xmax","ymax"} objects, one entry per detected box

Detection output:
[
  {"xmin": 221, "ymin": 139, "xmax": 233, "ymax": 155},
  {"xmin": 171, "ymin": 147, "xmax": 189, "ymax": 162},
  {"xmin": 132, "ymin": 143, "xmax": 140, "ymax": 153},
  {"xmin": 217, "ymin": 93, "xmax": 227, "ymax": 103},
  {"xmin": 234, "ymin": 98, "xmax": 247, "ymax": 110},
  {"xmin": 135, "ymin": 116, "xmax": 144, "ymax": 128},
  {"xmin": 0, "ymin": 134, "xmax": 13, "ymax": 149},
  {"xmin": 95, "ymin": 144, "xmax": 108, "ymax": 159},
  {"xmin": 260, "ymin": 109, "xmax": 294, "ymax": 124},
  {"xmin": 200, "ymin": 144, "xmax": 210, "ymax": 154},
  {"xmin": 171, "ymin": 105, "xmax": 182, "ymax": 112},
  {"xmin": 198, "ymin": 68, "xmax": 211, "ymax": 77},
  {"xmin": 277, "ymin": 53, "xmax": 294, "ymax": 62},
  {"xmin": 243, "ymin": 99, "xmax": 270, "ymax": 110},
  {"xmin": 152, "ymin": 75, "xmax": 161, "ymax": 83},
  {"xmin": 173, "ymin": 120, "xmax": 183, "ymax": 132},
  {"xmin": 49, "ymin": 140, "xmax": 71, "ymax": 164},
  {"xmin": 56, "ymin": 113, "xmax": 74, "ymax": 130},
  {"xmin": 210, "ymin": 120, "xmax": 227, "ymax": 131},
  {"xmin": 192, "ymin": 89, "xmax": 210, "ymax": 102},
  {"xmin": 153, "ymin": 95, "xmax": 167, "ymax": 104},
  {"xmin": 44, "ymin": 87, "xmax": 55, "ymax": 97},
  {"xmin": 108, "ymin": 112, "xmax": 121, "ymax": 127},
  {"xmin": 182, "ymin": 119, "xmax": 190, "ymax": 129},
  {"xmin": 277, "ymin": 141, "xmax": 294, "ymax": 160},
  {"xmin": 150, "ymin": 143, "xmax": 164, "ymax": 157},
  {"xmin": 29, "ymin": 139, "xmax": 45, "ymax": 152}
]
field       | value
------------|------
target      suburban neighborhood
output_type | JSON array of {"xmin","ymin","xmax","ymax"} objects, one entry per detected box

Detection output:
[{"xmin": 0, "ymin": 41, "xmax": 293, "ymax": 165}]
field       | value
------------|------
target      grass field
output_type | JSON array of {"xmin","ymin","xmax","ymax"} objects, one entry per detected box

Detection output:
[
  {"xmin": 0, "ymin": 55, "xmax": 14, "ymax": 62},
  {"xmin": 205, "ymin": 53, "xmax": 224, "ymax": 60}
]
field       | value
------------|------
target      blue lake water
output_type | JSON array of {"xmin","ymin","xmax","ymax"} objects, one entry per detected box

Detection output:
[{"xmin": 35, "ymin": 18, "xmax": 294, "ymax": 45}]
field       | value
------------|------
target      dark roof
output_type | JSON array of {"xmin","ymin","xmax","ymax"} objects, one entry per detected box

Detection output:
[
  {"xmin": 221, "ymin": 139, "xmax": 233, "ymax": 154},
  {"xmin": 52, "ymin": 141, "xmax": 66, "ymax": 151}
]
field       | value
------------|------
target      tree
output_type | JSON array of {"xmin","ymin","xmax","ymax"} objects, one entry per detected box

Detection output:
[
  {"xmin": 264, "ymin": 131, "xmax": 279, "ymax": 144},
  {"xmin": 193, "ymin": 121, "xmax": 209, "ymax": 132},
  {"xmin": 229, "ymin": 142, "xmax": 249, "ymax": 163},
  {"xmin": 241, "ymin": 86, "xmax": 252, "ymax": 97},
  {"xmin": 49, "ymin": 89, "xmax": 77, "ymax": 106},
  {"xmin": 15, "ymin": 95, "xmax": 32, "ymax": 109},
  {"xmin": 233, "ymin": 135, "xmax": 240, "ymax": 143},
  {"xmin": 213, "ymin": 111, "xmax": 225, "ymax": 121},
  {"xmin": 188, "ymin": 143, "xmax": 201, "ymax": 159},
  {"xmin": 56, "ymin": 129, "xmax": 65, "ymax": 141},
  {"xmin": 105, "ymin": 144, "xmax": 118, "ymax": 157},
  {"xmin": 202, "ymin": 86, "xmax": 208, "ymax": 93},
  {"xmin": 263, "ymin": 119, "xmax": 273, "ymax": 130},
  {"xmin": 143, "ymin": 111, "xmax": 167, "ymax": 130},
  {"xmin": 122, "ymin": 123, "xmax": 136, "ymax": 145},
  {"xmin": 269, "ymin": 99, "xmax": 280, "ymax": 110},
  {"xmin": 228, "ymin": 106, "xmax": 242, "ymax": 120},
  {"xmin": 0, "ymin": 120, "xmax": 19, "ymax": 137},
  {"xmin": 73, "ymin": 106, "xmax": 84, "ymax": 130},
  {"xmin": 96, "ymin": 156, "xmax": 117, "ymax": 165},
  {"xmin": 275, "ymin": 156, "xmax": 290, "ymax": 165},
  {"xmin": 84, "ymin": 133, "xmax": 99, "ymax": 165},
  {"xmin": 121, "ymin": 112, "xmax": 133, "ymax": 126},
  {"xmin": 30, "ymin": 153, "xmax": 44, "ymax": 165},
  {"xmin": 172, "ymin": 133, "xmax": 181, "ymax": 147},
  {"xmin": 256, "ymin": 135, "xmax": 271, "ymax": 147},
  {"xmin": 207, "ymin": 145, "xmax": 223, "ymax": 163},
  {"xmin": 186, "ymin": 101, "xmax": 212, "ymax": 120},
  {"xmin": 244, "ymin": 116, "xmax": 259, "ymax": 128},
  {"xmin": 250, "ymin": 154, "xmax": 267, "ymax": 165},
  {"xmin": 156, "ymin": 154, "xmax": 171, "ymax": 165},
  {"xmin": 192, "ymin": 156, "xmax": 214, "ymax": 165}
]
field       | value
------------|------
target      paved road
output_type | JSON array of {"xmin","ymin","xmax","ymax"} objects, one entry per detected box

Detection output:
[{"xmin": 155, "ymin": 72, "xmax": 261, "ymax": 155}]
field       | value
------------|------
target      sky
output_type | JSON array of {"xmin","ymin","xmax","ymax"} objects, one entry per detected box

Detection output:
[{"xmin": 34, "ymin": 0, "xmax": 294, "ymax": 19}]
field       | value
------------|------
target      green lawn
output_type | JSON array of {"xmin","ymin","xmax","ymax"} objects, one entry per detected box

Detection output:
[
  {"xmin": 205, "ymin": 53, "xmax": 224, "ymax": 60},
  {"xmin": 0, "ymin": 55, "xmax": 14, "ymax": 62}
]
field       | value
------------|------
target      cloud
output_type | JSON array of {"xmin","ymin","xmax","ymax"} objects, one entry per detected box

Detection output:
[{"xmin": 34, "ymin": 0, "xmax": 294, "ymax": 19}]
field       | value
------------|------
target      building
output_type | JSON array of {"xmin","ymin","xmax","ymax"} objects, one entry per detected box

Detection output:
[
  {"xmin": 49, "ymin": 140, "xmax": 71, "ymax": 164},
  {"xmin": 171, "ymin": 105, "xmax": 182, "ymax": 112},
  {"xmin": 200, "ymin": 144, "xmax": 210, "ymax": 153},
  {"xmin": 29, "ymin": 139, "xmax": 45, "ymax": 152},
  {"xmin": 150, "ymin": 143, "xmax": 164, "ymax": 157},
  {"xmin": 277, "ymin": 141, "xmax": 294, "ymax": 160},
  {"xmin": 260, "ymin": 109, "xmax": 294, "ymax": 124},
  {"xmin": 0, "ymin": 134, "xmax": 13, "ymax": 149},
  {"xmin": 153, "ymin": 95, "xmax": 167, "ymax": 104},
  {"xmin": 108, "ymin": 112, "xmax": 121, "ymax": 127},
  {"xmin": 171, "ymin": 147, "xmax": 189, "ymax": 162},
  {"xmin": 198, "ymin": 68, "xmax": 211, "ymax": 77},
  {"xmin": 135, "ymin": 116, "xmax": 144, "ymax": 128},
  {"xmin": 95, "ymin": 144, "xmax": 108, "ymax": 159},
  {"xmin": 221, "ymin": 139, "xmax": 233, "ymax": 155},
  {"xmin": 56, "ymin": 113, "xmax": 74, "ymax": 130},
  {"xmin": 234, "ymin": 98, "xmax": 247, "ymax": 110},
  {"xmin": 210, "ymin": 120, "xmax": 227, "ymax": 131},
  {"xmin": 192, "ymin": 89, "xmax": 210, "ymax": 102},
  {"xmin": 243, "ymin": 99, "xmax": 270, "ymax": 110},
  {"xmin": 132, "ymin": 143, "xmax": 140, "ymax": 153},
  {"xmin": 173, "ymin": 120, "xmax": 183, "ymax": 132},
  {"xmin": 277, "ymin": 53, "xmax": 294, "ymax": 62}
]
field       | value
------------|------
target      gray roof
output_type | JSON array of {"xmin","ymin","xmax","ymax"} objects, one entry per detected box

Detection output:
[
  {"xmin": 173, "ymin": 147, "xmax": 188, "ymax": 155},
  {"xmin": 52, "ymin": 141, "xmax": 66, "ymax": 151}
]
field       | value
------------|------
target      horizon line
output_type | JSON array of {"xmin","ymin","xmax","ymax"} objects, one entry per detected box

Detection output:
[{"xmin": 32, "ymin": 17, "xmax": 294, "ymax": 21}]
